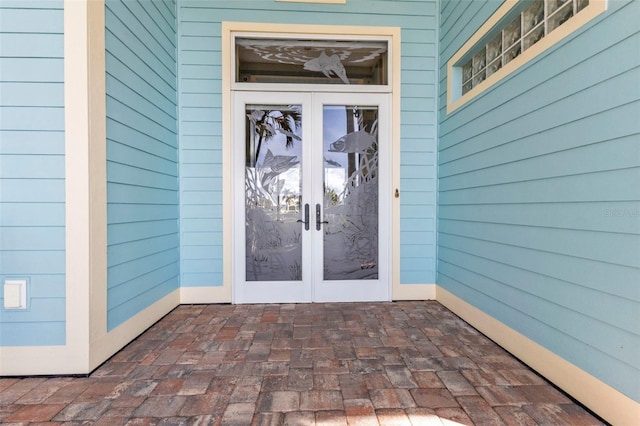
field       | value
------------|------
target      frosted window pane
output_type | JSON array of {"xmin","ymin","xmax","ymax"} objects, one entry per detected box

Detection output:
[
  {"xmin": 523, "ymin": 25, "xmax": 545, "ymax": 50},
  {"xmin": 503, "ymin": 15, "xmax": 522, "ymax": 48},
  {"xmin": 548, "ymin": 0, "xmax": 572, "ymax": 15},
  {"xmin": 486, "ymin": 33, "xmax": 502, "ymax": 63},
  {"xmin": 472, "ymin": 47, "xmax": 486, "ymax": 74},
  {"xmin": 523, "ymin": 0, "xmax": 544, "ymax": 34},
  {"xmin": 486, "ymin": 58, "xmax": 502, "ymax": 77},
  {"xmin": 548, "ymin": 2, "xmax": 574, "ymax": 33}
]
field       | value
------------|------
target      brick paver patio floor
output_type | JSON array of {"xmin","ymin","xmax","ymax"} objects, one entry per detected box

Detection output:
[{"xmin": 0, "ymin": 301, "xmax": 605, "ymax": 425}]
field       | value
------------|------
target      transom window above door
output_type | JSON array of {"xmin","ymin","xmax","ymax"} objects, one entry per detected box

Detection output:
[{"xmin": 234, "ymin": 36, "xmax": 389, "ymax": 86}]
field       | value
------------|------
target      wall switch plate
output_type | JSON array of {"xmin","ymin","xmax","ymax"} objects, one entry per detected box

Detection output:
[{"xmin": 3, "ymin": 279, "xmax": 27, "ymax": 309}]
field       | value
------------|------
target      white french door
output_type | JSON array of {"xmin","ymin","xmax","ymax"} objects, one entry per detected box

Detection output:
[{"xmin": 233, "ymin": 91, "xmax": 390, "ymax": 303}]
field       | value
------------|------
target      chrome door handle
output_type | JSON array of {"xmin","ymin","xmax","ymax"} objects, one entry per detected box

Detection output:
[
  {"xmin": 316, "ymin": 203, "xmax": 328, "ymax": 231},
  {"xmin": 297, "ymin": 203, "xmax": 310, "ymax": 230}
]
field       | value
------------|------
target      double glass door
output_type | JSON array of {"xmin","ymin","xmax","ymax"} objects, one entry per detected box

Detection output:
[{"xmin": 233, "ymin": 91, "xmax": 390, "ymax": 303}]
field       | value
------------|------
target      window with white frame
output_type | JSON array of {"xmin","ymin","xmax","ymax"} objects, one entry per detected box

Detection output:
[
  {"xmin": 447, "ymin": 0, "xmax": 607, "ymax": 113},
  {"xmin": 234, "ymin": 36, "xmax": 389, "ymax": 87}
]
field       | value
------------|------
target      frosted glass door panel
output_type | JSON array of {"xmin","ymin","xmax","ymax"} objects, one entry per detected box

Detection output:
[
  {"xmin": 322, "ymin": 105, "xmax": 379, "ymax": 280},
  {"xmin": 245, "ymin": 104, "xmax": 303, "ymax": 281}
]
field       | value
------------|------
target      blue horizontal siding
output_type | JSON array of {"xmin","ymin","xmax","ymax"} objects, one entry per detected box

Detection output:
[
  {"xmin": 0, "ymin": 228, "xmax": 65, "ymax": 251},
  {"xmin": 105, "ymin": 63, "xmax": 176, "ymax": 120},
  {"xmin": 0, "ymin": 321, "xmax": 65, "ymax": 346},
  {"xmin": 440, "ymin": 102, "xmax": 639, "ymax": 172},
  {"xmin": 438, "ymin": 0, "xmax": 640, "ymax": 403},
  {"xmin": 0, "ymin": 58, "xmax": 63, "ymax": 82},
  {"xmin": 108, "ymin": 234, "xmax": 180, "ymax": 267},
  {"xmin": 438, "ymin": 221, "xmax": 639, "ymax": 278},
  {"xmin": 181, "ymin": 218, "xmax": 221, "ymax": 233},
  {"xmin": 0, "ymin": 33, "xmax": 63, "ymax": 58},
  {"xmin": 0, "ymin": 297, "xmax": 65, "ymax": 323},
  {"xmin": 438, "ymin": 232, "xmax": 639, "ymax": 302},
  {"xmin": 0, "ymin": 252, "xmax": 64, "ymax": 275},
  {"xmin": 0, "ymin": 82, "xmax": 64, "ymax": 107},
  {"xmin": 0, "ymin": 107, "xmax": 64, "ymax": 131},
  {"xmin": 107, "ymin": 275, "xmax": 178, "ymax": 330},
  {"xmin": 0, "ymin": 1, "xmax": 65, "ymax": 347},
  {"xmin": 108, "ymin": 204, "xmax": 179, "ymax": 225},
  {"xmin": 108, "ymin": 143, "xmax": 178, "ymax": 176},
  {"xmin": 108, "ymin": 220, "xmax": 178, "ymax": 245},
  {"xmin": 181, "ymin": 272, "xmax": 222, "ymax": 287},
  {"xmin": 0, "ymin": 7, "xmax": 63, "ymax": 33},
  {"xmin": 107, "ymin": 163, "xmax": 178, "ymax": 190},
  {"xmin": 109, "ymin": 250, "xmax": 180, "ymax": 290},
  {"xmin": 0, "ymin": 131, "xmax": 63, "ymax": 155},
  {"xmin": 400, "ymin": 10, "xmax": 437, "ymax": 252},
  {"xmin": 107, "ymin": 120, "xmax": 176, "ymax": 160},
  {"xmin": 181, "ymin": 232, "xmax": 223, "ymax": 247},
  {"xmin": 106, "ymin": 97, "xmax": 176, "ymax": 142},
  {"xmin": 0, "ymin": 155, "xmax": 64, "ymax": 179},
  {"xmin": 105, "ymin": 0, "xmax": 178, "ymax": 331},
  {"xmin": 440, "ymin": 168, "xmax": 640, "ymax": 205},
  {"xmin": 0, "ymin": 203, "xmax": 64, "ymax": 227},
  {"xmin": 439, "ymin": 202, "xmax": 640, "ymax": 235}
]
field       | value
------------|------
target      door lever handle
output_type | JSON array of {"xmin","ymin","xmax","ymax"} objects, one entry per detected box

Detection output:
[
  {"xmin": 316, "ymin": 203, "xmax": 328, "ymax": 231},
  {"xmin": 297, "ymin": 203, "xmax": 310, "ymax": 230}
]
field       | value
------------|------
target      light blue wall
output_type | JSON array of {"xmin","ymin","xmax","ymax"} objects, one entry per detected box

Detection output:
[
  {"xmin": 438, "ymin": 0, "xmax": 640, "ymax": 402},
  {"xmin": 0, "ymin": 1, "xmax": 66, "ymax": 346},
  {"xmin": 178, "ymin": 0, "xmax": 439, "ymax": 287},
  {"xmin": 105, "ymin": 0, "xmax": 179, "ymax": 330}
]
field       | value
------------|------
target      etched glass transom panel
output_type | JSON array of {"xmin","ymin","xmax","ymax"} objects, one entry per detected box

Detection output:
[{"xmin": 236, "ymin": 38, "xmax": 388, "ymax": 85}]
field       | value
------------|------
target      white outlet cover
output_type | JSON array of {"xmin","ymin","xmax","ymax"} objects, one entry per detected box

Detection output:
[{"xmin": 4, "ymin": 279, "xmax": 27, "ymax": 309}]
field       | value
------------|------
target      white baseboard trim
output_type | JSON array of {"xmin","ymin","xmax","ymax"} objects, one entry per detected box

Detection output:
[
  {"xmin": 392, "ymin": 283, "xmax": 436, "ymax": 300},
  {"xmin": 436, "ymin": 286, "xmax": 640, "ymax": 426},
  {"xmin": 180, "ymin": 285, "xmax": 232, "ymax": 304},
  {"xmin": 0, "ymin": 344, "xmax": 89, "ymax": 376}
]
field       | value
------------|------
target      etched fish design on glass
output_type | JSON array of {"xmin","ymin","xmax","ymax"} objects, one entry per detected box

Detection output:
[
  {"xmin": 328, "ymin": 130, "xmax": 375, "ymax": 154},
  {"xmin": 262, "ymin": 149, "xmax": 299, "ymax": 174},
  {"xmin": 303, "ymin": 51, "xmax": 350, "ymax": 84}
]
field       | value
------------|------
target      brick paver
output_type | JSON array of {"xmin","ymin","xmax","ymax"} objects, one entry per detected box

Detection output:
[{"xmin": 0, "ymin": 302, "xmax": 606, "ymax": 425}]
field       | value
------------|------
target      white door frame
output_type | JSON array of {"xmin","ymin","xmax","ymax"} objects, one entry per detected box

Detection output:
[
  {"xmin": 232, "ymin": 91, "xmax": 391, "ymax": 303},
  {"xmin": 219, "ymin": 22, "xmax": 403, "ymax": 304}
]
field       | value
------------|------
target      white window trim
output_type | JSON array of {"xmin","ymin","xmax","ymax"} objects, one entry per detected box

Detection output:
[{"xmin": 447, "ymin": 0, "xmax": 607, "ymax": 114}]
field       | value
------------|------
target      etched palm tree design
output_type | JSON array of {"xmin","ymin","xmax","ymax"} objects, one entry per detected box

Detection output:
[
  {"xmin": 245, "ymin": 105, "xmax": 303, "ymax": 281},
  {"xmin": 247, "ymin": 107, "xmax": 302, "ymax": 167}
]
